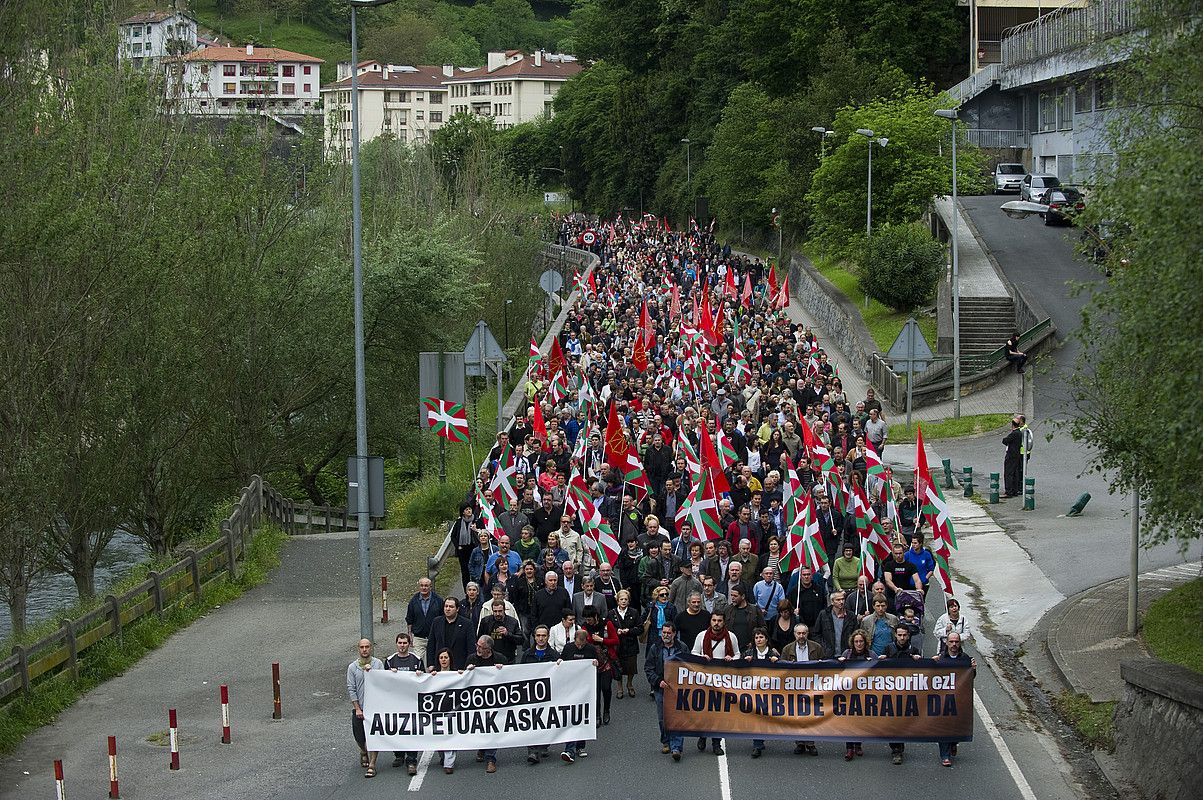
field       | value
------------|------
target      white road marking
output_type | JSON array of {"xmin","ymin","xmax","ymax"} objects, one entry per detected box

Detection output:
[
  {"xmin": 407, "ymin": 750, "xmax": 433, "ymax": 792},
  {"xmin": 974, "ymin": 691, "xmax": 1038, "ymax": 800},
  {"xmin": 717, "ymin": 746, "xmax": 732, "ymax": 800}
]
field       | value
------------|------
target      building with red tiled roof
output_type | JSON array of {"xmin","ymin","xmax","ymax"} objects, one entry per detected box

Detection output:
[
  {"xmin": 165, "ymin": 43, "xmax": 324, "ymax": 117},
  {"xmin": 321, "ymin": 51, "xmax": 582, "ymax": 159}
]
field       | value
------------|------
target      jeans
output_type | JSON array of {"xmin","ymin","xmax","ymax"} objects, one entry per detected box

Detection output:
[
  {"xmin": 752, "ymin": 739, "xmax": 765, "ymax": 750},
  {"xmin": 654, "ymin": 689, "xmax": 684, "ymax": 752},
  {"xmin": 564, "ymin": 740, "xmax": 586, "ymax": 755},
  {"xmin": 480, "ymin": 748, "xmax": 497, "ymax": 764},
  {"xmin": 939, "ymin": 741, "xmax": 959, "ymax": 759}
]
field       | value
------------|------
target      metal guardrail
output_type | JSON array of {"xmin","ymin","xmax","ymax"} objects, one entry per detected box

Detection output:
[
  {"xmin": 961, "ymin": 318, "xmax": 1053, "ymax": 374},
  {"xmin": 1002, "ymin": 0, "xmax": 1137, "ymax": 66},
  {"xmin": 948, "ymin": 62, "xmax": 1001, "ymax": 104},
  {"xmin": 0, "ymin": 475, "xmax": 305, "ymax": 707},
  {"xmin": 965, "ymin": 129, "xmax": 1030, "ymax": 149}
]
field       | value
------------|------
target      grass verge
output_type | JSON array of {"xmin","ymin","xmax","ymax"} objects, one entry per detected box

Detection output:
[
  {"xmin": 811, "ymin": 256, "xmax": 938, "ymax": 354},
  {"xmin": 1143, "ymin": 577, "xmax": 1203, "ymax": 674},
  {"xmin": 888, "ymin": 414, "xmax": 1012, "ymax": 442},
  {"xmin": 0, "ymin": 526, "xmax": 288, "ymax": 754},
  {"xmin": 1053, "ymin": 691, "xmax": 1116, "ymax": 751}
]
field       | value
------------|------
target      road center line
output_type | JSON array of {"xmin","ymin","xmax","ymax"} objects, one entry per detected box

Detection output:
[
  {"xmin": 407, "ymin": 750, "xmax": 433, "ymax": 792},
  {"xmin": 717, "ymin": 747, "xmax": 732, "ymax": 800},
  {"xmin": 974, "ymin": 691, "xmax": 1038, "ymax": 800}
]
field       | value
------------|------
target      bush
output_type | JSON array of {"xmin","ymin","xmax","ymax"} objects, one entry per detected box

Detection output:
[{"xmin": 858, "ymin": 222, "xmax": 944, "ymax": 312}]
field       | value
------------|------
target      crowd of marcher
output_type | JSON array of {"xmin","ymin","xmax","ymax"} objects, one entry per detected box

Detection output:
[{"xmin": 348, "ymin": 214, "xmax": 975, "ymax": 778}]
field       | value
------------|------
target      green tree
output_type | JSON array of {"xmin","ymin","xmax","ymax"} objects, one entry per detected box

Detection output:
[
  {"xmin": 806, "ymin": 87, "xmax": 987, "ymax": 261},
  {"xmin": 362, "ymin": 13, "xmax": 441, "ymax": 65},
  {"xmin": 857, "ymin": 222, "xmax": 944, "ymax": 311},
  {"xmin": 1068, "ymin": 0, "xmax": 1203, "ymax": 548}
]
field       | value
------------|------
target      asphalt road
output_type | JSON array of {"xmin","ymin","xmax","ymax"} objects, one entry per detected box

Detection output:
[{"xmin": 0, "ymin": 533, "xmax": 1081, "ymax": 800}]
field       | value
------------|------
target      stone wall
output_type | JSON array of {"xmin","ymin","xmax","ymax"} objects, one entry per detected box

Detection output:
[
  {"xmin": 1114, "ymin": 658, "xmax": 1203, "ymax": 800},
  {"xmin": 787, "ymin": 254, "xmax": 878, "ymax": 376}
]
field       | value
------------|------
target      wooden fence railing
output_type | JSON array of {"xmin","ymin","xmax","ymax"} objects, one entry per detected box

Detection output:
[{"xmin": 0, "ymin": 475, "xmax": 327, "ymax": 708}]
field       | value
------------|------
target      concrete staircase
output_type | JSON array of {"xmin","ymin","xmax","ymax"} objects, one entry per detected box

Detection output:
[{"xmin": 958, "ymin": 296, "xmax": 1015, "ymax": 354}]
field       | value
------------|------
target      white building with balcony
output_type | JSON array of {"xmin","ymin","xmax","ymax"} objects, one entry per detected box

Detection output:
[
  {"xmin": 443, "ymin": 50, "xmax": 580, "ymax": 129},
  {"xmin": 118, "ymin": 11, "xmax": 197, "ymax": 68},
  {"xmin": 947, "ymin": 0, "xmax": 1137, "ymax": 185},
  {"xmin": 165, "ymin": 44, "xmax": 324, "ymax": 118},
  {"xmin": 322, "ymin": 62, "xmax": 462, "ymax": 161}
]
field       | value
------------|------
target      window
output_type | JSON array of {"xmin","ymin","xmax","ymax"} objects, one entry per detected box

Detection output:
[
  {"xmin": 416, "ymin": 93, "xmax": 423, "ymax": 101},
  {"xmin": 200, "ymin": 82, "xmax": 209, "ymax": 93},
  {"xmin": 544, "ymin": 81, "xmax": 554, "ymax": 95},
  {"xmin": 303, "ymin": 84, "xmax": 310, "ymax": 93},
  {"xmin": 430, "ymin": 92, "xmax": 444, "ymax": 104},
  {"xmin": 1074, "ymin": 81, "xmax": 1093, "ymax": 114},
  {"xmin": 224, "ymin": 82, "xmax": 236, "ymax": 94},
  {"xmin": 430, "ymin": 111, "xmax": 442, "ymax": 123},
  {"xmin": 283, "ymin": 65, "xmax": 295, "ymax": 77},
  {"xmin": 1038, "ymin": 91, "xmax": 1056, "ymax": 132},
  {"xmin": 133, "ymin": 28, "xmax": 142, "ymax": 37},
  {"xmin": 1057, "ymin": 87, "xmax": 1073, "ymax": 130},
  {"xmin": 416, "ymin": 110, "xmax": 424, "ymax": 121},
  {"xmin": 223, "ymin": 64, "xmax": 235, "ymax": 76},
  {"xmin": 282, "ymin": 83, "xmax": 295, "ymax": 95},
  {"xmin": 200, "ymin": 64, "xmax": 210, "ymax": 75},
  {"xmin": 304, "ymin": 65, "xmax": 311, "ymax": 75},
  {"xmin": 133, "ymin": 43, "xmax": 143, "ymax": 53},
  {"xmin": 399, "ymin": 91, "xmax": 409, "ymax": 102},
  {"xmin": 1096, "ymin": 77, "xmax": 1114, "ymax": 109}
]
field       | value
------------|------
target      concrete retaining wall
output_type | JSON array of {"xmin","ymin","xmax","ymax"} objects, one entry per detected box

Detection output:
[
  {"xmin": 1114, "ymin": 658, "xmax": 1203, "ymax": 800},
  {"xmin": 786, "ymin": 255, "xmax": 878, "ymax": 376}
]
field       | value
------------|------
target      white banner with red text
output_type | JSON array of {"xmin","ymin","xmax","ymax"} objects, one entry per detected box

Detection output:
[{"xmin": 364, "ymin": 660, "xmax": 597, "ymax": 750}]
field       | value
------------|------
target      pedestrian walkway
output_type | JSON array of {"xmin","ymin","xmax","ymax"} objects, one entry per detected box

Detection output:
[
  {"xmin": 783, "ymin": 283, "xmax": 1029, "ymax": 423},
  {"xmin": 1046, "ymin": 562, "xmax": 1201, "ymax": 702}
]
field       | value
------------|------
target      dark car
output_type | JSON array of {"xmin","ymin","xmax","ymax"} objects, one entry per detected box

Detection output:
[{"xmin": 1042, "ymin": 187, "xmax": 1085, "ymax": 226}]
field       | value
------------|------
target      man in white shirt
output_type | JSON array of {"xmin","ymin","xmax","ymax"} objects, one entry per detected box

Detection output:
[{"xmin": 690, "ymin": 611, "xmax": 739, "ymax": 755}]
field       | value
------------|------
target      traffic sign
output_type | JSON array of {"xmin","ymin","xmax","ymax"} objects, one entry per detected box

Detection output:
[
  {"xmin": 538, "ymin": 269, "xmax": 564, "ymax": 296},
  {"xmin": 581, "ymin": 230, "xmax": 597, "ymax": 247},
  {"xmin": 887, "ymin": 318, "xmax": 934, "ymax": 374},
  {"xmin": 463, "ymin": 320, "xmax": 507, "ymax": 378}
]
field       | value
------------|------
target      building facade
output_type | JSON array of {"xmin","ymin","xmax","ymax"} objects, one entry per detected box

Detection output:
[
  {"xmin": 321, "ymin": 51, "xmax": 581, "ymax": 159},
  {"xmin": 949, "ymin": 0, "xmax": 1136, "ymax": 185},
  {"xmin": 118, "ymin": 11, "xmax": 197, "ymax": 68},
  {"xmin": 165, "ymin": 44, "xmax": 324, "ymax": 118}
]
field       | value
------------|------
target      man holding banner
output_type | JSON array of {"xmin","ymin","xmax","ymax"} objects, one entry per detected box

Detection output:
[
  {"xmin": 690, "ymin": 611, "xmax": 739, "ymax": 755},
  {"xmin": 645, "ymin": 622, "xmax": 688, "ymax": 760}
]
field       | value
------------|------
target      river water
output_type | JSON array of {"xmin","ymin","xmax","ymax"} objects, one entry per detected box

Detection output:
[{"xmin": 0, "ymin": 531, "xmax": 150, "ymax": 640}]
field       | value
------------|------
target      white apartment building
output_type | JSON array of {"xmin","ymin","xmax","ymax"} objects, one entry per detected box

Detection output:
[
  {"xmin": 322, "ymin": 62, "xmax": 458, "ymax": 161},
  {"xmin": 165, "ymin": 44, "xmax": 324, "ymax": 117},
  {"xmin": 322, "ymin": 51, "xmax": 582, "ymax": 159},
  {"xmin": 443, "ymin": 50, "xmax": 581, "ymax": 130},
  {"xmin": 118, "ymin": 11, "xmax": 197, "ymax": 68}
]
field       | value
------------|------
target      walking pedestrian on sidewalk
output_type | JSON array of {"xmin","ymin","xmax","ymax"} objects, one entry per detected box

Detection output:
[
  {"xmin": 347, "ymin": 638, "xmax": 383, "ymax": 778},
  {"xmin": 1002, "ymin": 418, "xmax": 1024, "ymax": 497}
]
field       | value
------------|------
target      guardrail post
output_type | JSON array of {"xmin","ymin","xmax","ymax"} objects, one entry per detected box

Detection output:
[
  {"xmin": 942, "ymin": 458, "xmax": 954, "ymax": 489},
  {"xmin": 325, "ymin": 506, "xmax": 332, "ymax": 534},
  {"xmin": 186, "ymin": 549, "xmax": 202, "ymax": 600},
  {"xmin": 990, "ymin": 473, "xmax": 1000, "ymax": 504},
  {"xmin": 106, "ymin": 595, "xmax": 123, "ymax": 644},
  {"xmin": 1024, "ymin": 477, "xmax": 1036, "ymax": 511},
  {"xmin": 12, "ymin": 645, "xmax": 29, "ymax": 695},
  {"xmin": 962, "ymin": 466, "xmax": 974, "ymax": 498},
  {"xmin": 223, "ymin": 521, "xmax": 238, "ymax": 581},
  {"xmin": 305, "ymin": 503, "xmax": 313, "ymax": 535},
  {"xmin": 272, "ymin": 661, "xmax": 282, "ymax": 720},
  {"xmin": 342, "ymin": 507, "xmax": 349, "ymax": 531},
  {"xmin": 63, "ymin": 620, "xmax": 79, "ymax": 680},
  {"xmin": 148, "ymin": 571, "xmax": 164, "ymax": 616}
]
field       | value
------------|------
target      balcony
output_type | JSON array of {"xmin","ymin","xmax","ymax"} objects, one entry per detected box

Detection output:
[{"xmin": 964, "ymin": 128, "xmax": 1029, "ymax": 149}]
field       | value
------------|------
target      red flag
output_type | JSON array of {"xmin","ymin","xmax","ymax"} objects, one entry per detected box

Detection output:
[
  {"xmin": 767, "ymin": 263, "xmax": 779, "ymax": 298},
  {"xmin": 639, "ymin": 300, "xmax": 653, "ymax": 345},
  {"xmin": 773, "ymin": 272, "xmax": 791, "ymax": 310},
  {"xmin": 740, "ymin": 272, "xmax": 752, "ymax": 309},
  {"xmin": 691, "ymin": 292, "xmax": 700, "ymax": 328},
  {"xmin": 632, "ymin": 330, "xmax": 649, "ymax": 373},
  {"xmin": 586, "ymin": 268, "xmax": 597, "ymax": 294},
  {"xmin": 671, "ymin": 283, "xmax": 681, "ymax": 319},
  {"xmin": 548, "ymin": 337, "xmax": 568, "ymax": 379},
  {"xmin": 532, "ymin": 401, "xmax": 548, "ymax": 446},
  {"xmin": 698, "ymin": 425, "xmax": 732, "ymax": 496},
  {"xmin": 724, "ymin": 267, "xmax": 736, "ymax": 298}
]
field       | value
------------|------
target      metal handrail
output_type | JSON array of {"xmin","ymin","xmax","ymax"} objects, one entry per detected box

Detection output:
[{"xmin": 1002, "ymin": 0, "xmax": 1137, "ymax": 66}]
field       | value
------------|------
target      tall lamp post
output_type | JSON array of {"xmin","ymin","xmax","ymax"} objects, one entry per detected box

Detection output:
[
  {"xmin": 810, "ymin": 126, "xmax": 834, "ymax": 159},
  {"xmin": 503, "ymin": 299, "xmax": 512, "ymax": 349},
  {"xmin": 935, "ymin": 108, "xmax": 962, "ymax": 419},
  {"xmin": 348, "ymin": 0, "xmax": 397, "ymax": 639},
  {"xmin": 681, "ymin": 138, "xmax": 692, "ymax": 184},
  {"xmin": 855, "ymin": 128, "xmax": 888, "ymax": 237}
]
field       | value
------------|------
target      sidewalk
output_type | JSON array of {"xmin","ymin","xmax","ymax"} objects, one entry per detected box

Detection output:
[
  {"xmin": 1044, "ymin": 563, "xmax": 1201, "ymax": 702},
  {"xmin": 783, "ymin": 291, "xmax": 1027, "ymax": 422}
]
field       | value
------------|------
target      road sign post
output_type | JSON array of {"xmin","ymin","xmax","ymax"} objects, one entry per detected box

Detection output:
[
  {"xmin": 419, "ymin": 352, "xmax": 467, "ymax": 482},
  {"xmin": 463, "ymin": 321, "xmax": 508, "ymax": 435},
  {"xmin": 886, "ymin": 318, "xmax": 935, "ymax": 429}
]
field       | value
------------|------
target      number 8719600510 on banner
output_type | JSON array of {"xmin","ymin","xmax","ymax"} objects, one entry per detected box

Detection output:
[{"xmin": 364, "ymin": 660, "xmax": 597, "ymax": 751}]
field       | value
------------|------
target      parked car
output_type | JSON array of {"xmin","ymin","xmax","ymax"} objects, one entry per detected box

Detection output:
[
  {"xmin": 1042, "ymin": 187, "xmax": 1086, "ymax": 225},
  {"xmin": 1020, "ymin": 173, "xmax": 1061, "ymax": 203},
  {"xmin": 992, "ymin": 163, "xmax": 1025, "ymax": 194}
]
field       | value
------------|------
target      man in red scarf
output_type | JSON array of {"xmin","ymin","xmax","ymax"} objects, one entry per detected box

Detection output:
[{"xmin": 689, "ymin": 611, "xmax": 739, "ymax": 755}]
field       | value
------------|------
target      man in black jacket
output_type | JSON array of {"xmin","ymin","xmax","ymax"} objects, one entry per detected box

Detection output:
[
  {"xmin": 427, "ymin": 597, "xmax": 473, "ymax": 669},
  {"xmin": 643, "ymin": 433, "xmax": 674, "ymax": 500},
  {"xmin": 645, "ymin": 622, "xmax": 687, "ymax": 759},
  {"xmin": 405, "ymin": 577, "xmax": 443, "ymax": 662},
  {"xmin": 522, "ymin": 626, "xmax": 560, "ymax": 764},
  {"xmin": 883, "ymin": 625, "xmax": 922, "ymax": 764},
  {"xmin": 477, "ymin": 599, "xmax": 524, "ymax": 664},
  {"xmin": 532, "ymin": 570, "xmax": 572, "ymax": 629}
]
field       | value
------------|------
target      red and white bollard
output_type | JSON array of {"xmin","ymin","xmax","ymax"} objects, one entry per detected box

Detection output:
[
  {"xmin": 107, "ymin": 736, "xmax": 120, "ymax": 799},
  {"xmin": 380, "ymin": 576, "xmax": 389, "ymax": 624},
  {"xmin": 220, "ymin": 685, "xmax": 231, "ymax": 744},
  {"xmin": 272, "ymin": 662, "xmax": 282, "ymax": 720},
  {"xmin": 53, "ymin": 759, "xmax": 66, "ymax": 800},
  {"xmin": 168, "ymin": 709, "xmax": 180, "ymax": 770}
]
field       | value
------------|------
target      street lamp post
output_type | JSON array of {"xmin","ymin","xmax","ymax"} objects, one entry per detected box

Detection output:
[
  {"xmin": 810, "ymin": 126, "xmax": 834, "ymax": 159},
  {"xmin": 503, "ymin": 299, "xmax": 512, "ymax": 349},
  {"xmin": 936, "ymin": 108, "xmax": 962, "ymax": 419},
  {"xmin": 855, "ymin": 129, "xmax": 888, "ymax": 237},
  {"xmin": 681, "ymin": 138, "xmax": 692, "ymax": 184},
  {"xmin": 348, "ymin": 0, "xmax": 397, "ymax": 640}
]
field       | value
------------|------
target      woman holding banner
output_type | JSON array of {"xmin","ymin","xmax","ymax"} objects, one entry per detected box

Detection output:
[
  {"xmin": 742, "ymin": 628, "xmax": 781, "ymax": 759},
  {"xmin": 428, "ymin": 648, "xmax": 460, "ymax": 774},
  {"xmin": 838, "ymin": 629, "xmax": 878, "ymax": 761}
]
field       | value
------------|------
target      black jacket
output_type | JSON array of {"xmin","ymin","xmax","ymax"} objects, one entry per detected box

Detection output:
[{"xmin": 428, "ymin": 614, "xmax": 473, "ymax": 669}]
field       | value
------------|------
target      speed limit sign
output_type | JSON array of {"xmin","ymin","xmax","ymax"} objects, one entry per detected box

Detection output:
[{"xmin": 581, "ymin": 230, "xmax": 597, "ymax": 246}]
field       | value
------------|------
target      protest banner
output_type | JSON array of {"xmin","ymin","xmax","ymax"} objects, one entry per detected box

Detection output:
[
  {"xmin": 663, "ymin": 654, "xmax": 974, "ymax": 742},
  {"xmin": 364, "ymin": 661, "xmax": 596, "ymax": 751}
]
